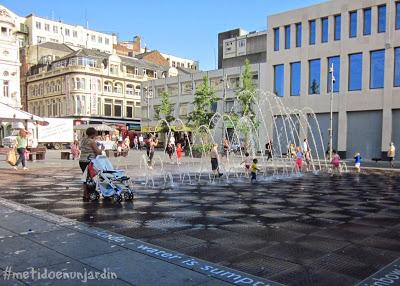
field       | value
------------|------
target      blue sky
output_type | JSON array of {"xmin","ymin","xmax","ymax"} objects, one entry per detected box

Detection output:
[{"xmin": 4, "ymin": 0, "xmax": 325, "ymax": 70}]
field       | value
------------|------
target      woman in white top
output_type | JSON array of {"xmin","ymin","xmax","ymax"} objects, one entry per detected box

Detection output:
[{"xmin": 388, "ymin": 142, "xmax": 396, "ymax": 168}]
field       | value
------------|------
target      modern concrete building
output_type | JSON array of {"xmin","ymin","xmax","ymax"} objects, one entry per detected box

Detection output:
[
  {"xmin": 26, "ymin": 46, "xmax": 168, "ymax": 129},
  {"xmin": 140, "ymin": 63, "xmax": 266, "ymax": 144},
  {"xmin": 267, "ymin": 0, "xmax": 400, "ymax": 159},
  {"xmin": 220, "ymin": 29, "xmax": 267, "ymax": 68}
]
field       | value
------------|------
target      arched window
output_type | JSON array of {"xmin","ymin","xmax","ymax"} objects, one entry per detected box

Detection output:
[
  {"xmin": 114, "ymin": 82, "xmax": 123, "ymax": 93},
  {"xmin": 50, "ymin": 81, "xmax": 55, "ymax": 93},
  {"xmin": 81, "ymin": 78, "xmax": 86, "ymax": 90},
  {"xmin": 126, "ymin": 84, "xmax": 134, "ymax": 95},
  {"xmin": 34, "ymin": 85, "xmax": 39, "ymax": 96},
  {"xmin": 56, "ymin": 80, "xmax": 61, "ymax": 92},
  {"xmin": 39, "ymin": 84, "xmax": 43, "ymax": 95},
  {"xmin": 104, "ymin": 81, "xmax": 112, "ymax": 93},
  {"xmin": 97, "ymin": 80, "xmax": 101, "ymax": 92},
  {"xmin": 46, "ymin": 82, "xmax": 50, "ymax": 94},
  {"xmin": 70, "ymin": 78, "xmax": 75, "ymax": 90},
  {"xmin": 76, "ymin": 78, "xmax": 81, "ymax": 90}
]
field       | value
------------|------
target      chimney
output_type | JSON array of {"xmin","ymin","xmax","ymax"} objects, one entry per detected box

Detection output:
[{"xmin": 133, "ymin": 35, "xmax": 141, "ymax": 53}]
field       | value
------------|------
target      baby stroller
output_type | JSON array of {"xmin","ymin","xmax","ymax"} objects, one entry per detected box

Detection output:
[{"xmin": 86, "ymin": 155, "xmax": 134, "ymax": 203}]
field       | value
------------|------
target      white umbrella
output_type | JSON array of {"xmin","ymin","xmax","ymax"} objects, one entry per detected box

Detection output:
[{"xmin": 0, "ymin": 102, "xmax": 48, "ymax": 125}]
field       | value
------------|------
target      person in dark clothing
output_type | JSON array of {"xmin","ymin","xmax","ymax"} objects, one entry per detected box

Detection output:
[{"xmin": 265, "ymin": 140, "xmax": 273, "ymax": 161}]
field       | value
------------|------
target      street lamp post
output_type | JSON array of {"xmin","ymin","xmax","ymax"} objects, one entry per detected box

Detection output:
[
  {"xmin": 329, "ymin": 63, "xmax": 335, "ymax": 160},
  {"xmin": 143, "ymin": 86, "xmax": 153, "ymax": 129}
]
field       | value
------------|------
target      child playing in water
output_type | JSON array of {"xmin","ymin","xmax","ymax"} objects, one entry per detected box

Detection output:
[
  {"xmin": 295, "ymin": 147, "xmax": 303, "ymax": 172},
  {"xmin": 176, "ymin": 143, "xmax": 183, "ymax": 165},
  {"xmin": 250, "ymin": 158, "xmax": 260, "ymax": 183},
  {"xmin": 241, "ymin": 152, "xmax": 252, "ymax": 172},
  {"xmin": 354, "ymin": 152, "xmax": 361, "ymax": 173},
  {"xmin": 331, "ymin": 150, "xmax": 341, "ymax": 173}
]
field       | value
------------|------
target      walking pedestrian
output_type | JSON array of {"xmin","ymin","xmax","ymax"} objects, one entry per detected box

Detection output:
[
  {"xmin": 133, "ymin": 136, "xmax": 138, "ymax": 150},
  {"xmin": 147, "ymin": 136, "xmax": 158, "ymax": 168},
  {"xmin": 71, "ymin": 140, "xmax": 81, "ymax": 160},
  {"xmin": 210, "ymin": 144, "xmax": 223, "ymax": 177},
  {"xmin": 13, "ymin": 129, "xmax": 29, "ymax": 170},
  {"xmin": 265, "ymin": 140, "xmax": 273, "ymax": 161},
  {"xmin": 295, "ymin": 147, "xmax": 303, "ymax": 172},
  {"xmin": 354, "ymin": 152, "xmax": 361, "ymax": 173},
  {"xmin": 176, "ymin": 143, "xmax": 183, "ymax": 165},
  {"xmin": 79, "ymin": 127, "xmax": 103, "ymax": 200},
  {"xmin": 241, "ymin": 152, "xmax": 252, "ymax": 172},
  {"xmin": 250, "ymin": 158, "xmax": 260, "ymax": 183},
  {"xmin": 302, "ymin": 138, "xmax": 309, "ymax": 153},
  {"xmin": 166, "ymin": 143, "xmax": 174, "ymax": 160},
  {"xmin": 138, "ymin": 134, "xmax": 144, "ymax": 150},
  {"xmin": 331, "ymin": 150, "xmax": 341, "ymax": 173},
  {"xmin": 388, "ymin": 142, "xmax": 396, "ymax": 168},
  {"xmin": 223, "ymin": 139, "xmax": 230, "ymax": 157}
]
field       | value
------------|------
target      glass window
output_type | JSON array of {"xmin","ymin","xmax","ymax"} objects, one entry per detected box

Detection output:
[
  {"xmin": 395, "ymin": 48, "xmax": 400, "ymax": 87},
  {"xmin": 309, "ymin": 59, "xmax": 321, "ymax": 95},
  {"xmin": 126, "ymin": 106, "xmax": 133, "ymax": 118},
  {"xmin": 349, "ymin": 11, "xmax": 357, "ymax": 38},
  {"xmin": 296, "ymin": 23, "xmax": 302, "ymax": 47},
  {"xmin": 65, "ymin": 29, "xmax": 70, "ymax": 36},
  {"xmin": 285, "ymin": 25, "xmax": 290, "ymax": 49},
  {"xmin": 378, "ymin": 5, "xmax": 386, "ymax": 33},
  {"xmin": 348, "ymin": 53, "xmax": 363, "ymax": 91},
  {"xmin": 274, "ymin": 64, "xmax": 284, "ymax": 97},
  {"xmin": 290, "ymin": 62, "xmax": 301, "ymax": 96},
  {"xmin": 396, "ymin": 2, "xmax": 400, "ymax": 30},
  {"xmin": 370, "ymin": 50, "xmax": 385, "ymax": 89},
  {"xmin": 114, "ymin": 101, "xmax": 122, "ymax": 117},
  {"xmin": 53, "ymin": 26, "xmax": 58, "ymax": 33},
  {"xmin": 35, "ymin": 22, "xmax": 41, "ymax": 29},
  {"xmin": 309, "ymin": 20, "xmax": 316, "ymax": 45},
  {"xmin": 321, "ymin": 17, "xmax": 328, "ymax": 43},
  {"xmin": 334, "ymin": 15, "xmax": 341, "ymax": 40},
  {"xmin": 327, "ymin": 56, "xmax": 340, "ymax": 92},
  {"xmin": 363, "ymin": 8, "xmax": 371, "ymax": 36},
  {"xmin": 274, "ymin": 28, "xmax": 280, "ymax": 51},
  {"xmin": 45, "ymin": 24, "xmax": 50, "ymax": 31}
]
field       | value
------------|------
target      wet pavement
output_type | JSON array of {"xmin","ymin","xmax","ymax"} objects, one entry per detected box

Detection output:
[{"xmin": 0, "ymin": 165, "xmax": 399, "ymax": 286}]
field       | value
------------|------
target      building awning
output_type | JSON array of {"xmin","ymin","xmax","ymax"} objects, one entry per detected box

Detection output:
[{"xmin": 0, "ymin": 102, "xmax": 48, "ymax": 126}]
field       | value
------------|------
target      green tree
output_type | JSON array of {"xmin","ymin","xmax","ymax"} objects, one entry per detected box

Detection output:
[
  {"xmin": 155, "ymin": 91, "xmax": 175, "ymax": 132},
  {"xmin": 228, "ymin": 59, "xmax": 259, "ymax": 151},
  {"xmin": 187, "ymin": 75, "xmax": 218, "ymax": 129}
]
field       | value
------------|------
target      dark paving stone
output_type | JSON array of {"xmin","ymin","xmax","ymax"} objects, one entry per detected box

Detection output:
[
  {"xmin": 268, "ymin": 265, "xmax": 359, "ymax": 286},
  {"xmin": 222, "ymin": 252, "xmax": 299, "ymax": 277},
  {"xmin": 179, "ymin": 242, "xmax": 247, "ymax": 263},
  {"xmin": 256, "ymin": 242, "xmax": 326, "ymax": 265}
]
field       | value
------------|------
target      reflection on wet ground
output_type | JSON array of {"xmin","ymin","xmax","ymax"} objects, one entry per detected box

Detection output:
[{"xmin": 0, "ymin": 168, "xmax": 399, "ymax": 286}]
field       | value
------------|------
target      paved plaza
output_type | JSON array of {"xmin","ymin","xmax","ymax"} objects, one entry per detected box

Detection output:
[{"xmin": 0, "ymin": 150, "xmax": 399, "ymax": 285}]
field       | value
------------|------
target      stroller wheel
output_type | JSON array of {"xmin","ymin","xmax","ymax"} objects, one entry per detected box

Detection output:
[
  {"xmin": 89, "ymin": 192, "xmax": 100, "ymax": 201},
  {"xmin": 112, "ymin": 194, "xmax": 122, "ymax": 203},
  {"xmin": 123, "ymin": 191, "xmax": 134, "ymax": 201}
]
